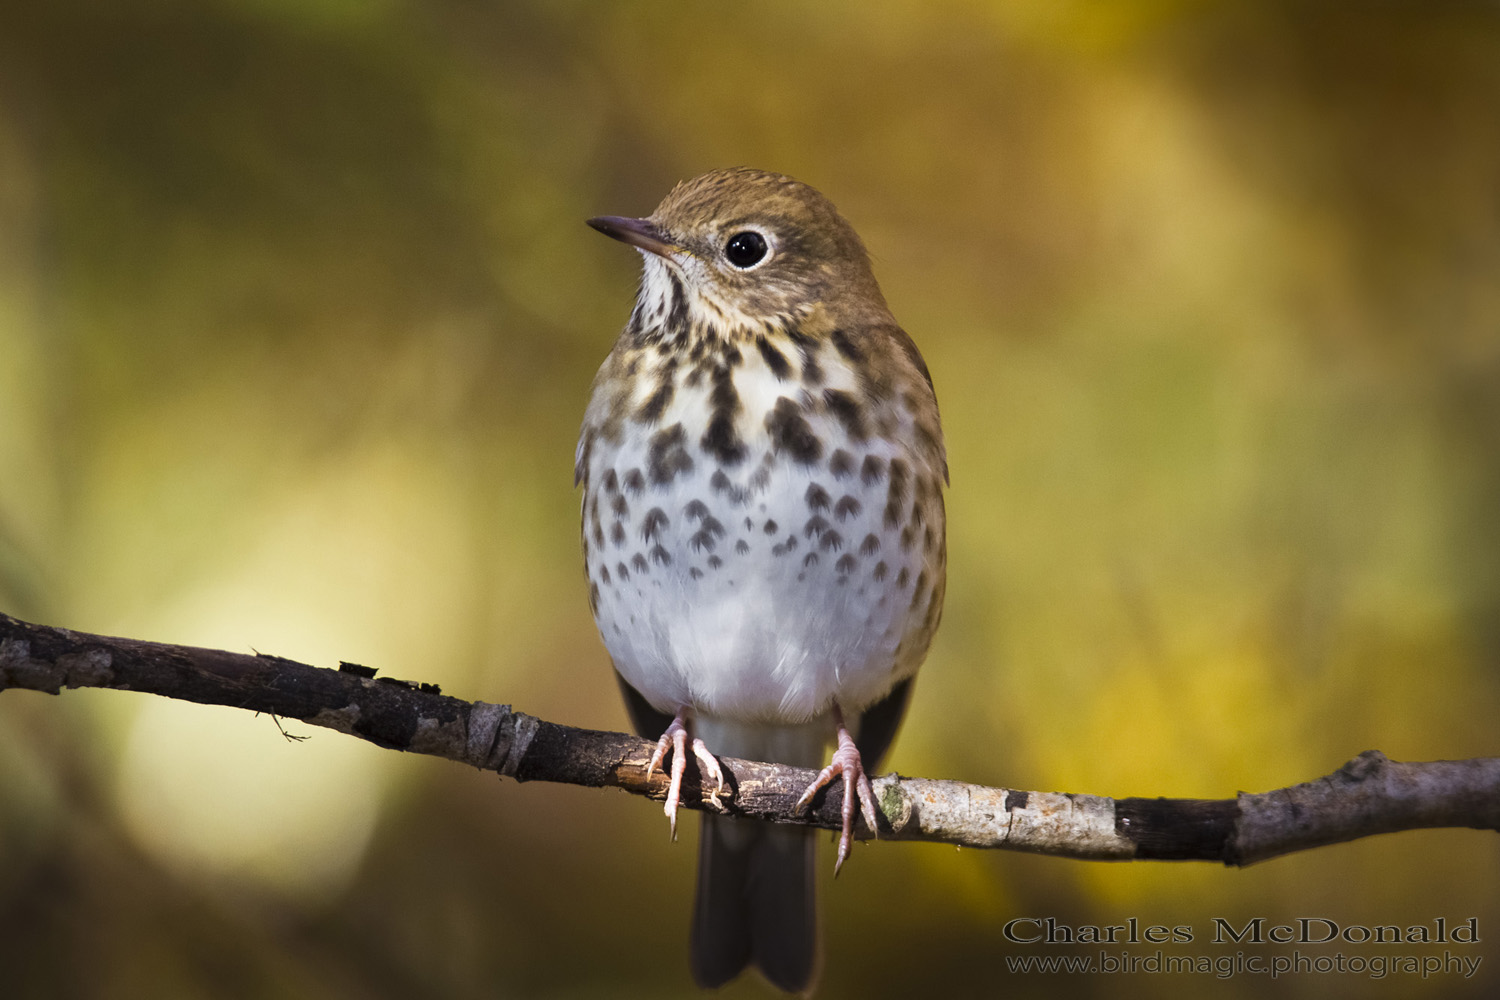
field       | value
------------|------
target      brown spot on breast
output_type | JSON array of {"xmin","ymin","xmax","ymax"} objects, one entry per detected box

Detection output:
[
  {"xmin": 835, "ymin": 554, "xmax": 857, "ymax": 574},
  {"xmin": 763, "ymin": 519, "xmax": 779, "ymax": 535},
  {"xmin": 819, "ymin": 530, "xmax": 844, "ymax": 552},
  {"xmin": 611, "ymin": 495, "xmax": 629, "ymax": 517},
  {"xmin": 690, "ymin": 527, "xmax": 720, "ymax": 553},
  {"xmin": 611, "ymin": 523, "xmax": 626, "ymax": 546},
  {"xmin": 735, "ymin": 539, "xmax": 749, "ymax": 554},
  {"xmin": 704, "ymin": 473, "xmax": 745, "ymax": 506},
  {"xmin": 632, "ymin": 553, "xmax": 649, "ymax": 573},
  {"xmin": 602, "ymin": 469, "xmax": 619, "ymax": 493},
  {"xmin": 700, "ymin": 364, "xmax": 747, "ymax": 466},
  {"xmin": 829, "ymin": 449, "xmax": 855, "ymax": 479},
  {"xmin": 833, "ymin": 496, "xmax": 861, "ymax": 521},
  {"xmin": 823, "ymin": 389, "xmax": 867, "ymax": 443},
  {"xmin": 805, "ymin": 483, "xmax": 831, "ymax": 512},
  {"xmin": 641, "ymin": 508, "xmax": 670, "ymax": 541},
  {"xmin": 624, "ymin": 469, "xmax": 645, "ymax": 494},
  {"xmin": 804, "ymin": 515, "xmax": 829, "ymax": 539},
  {"xmin": 861, "ymin": 455, "xmax": 886, "ymax": 485},
  {"xmin": 909, "ymin": 476, "xmax": 933, "ymax": 529},
  {"xmin": 636, "ymin": 369, "xmax": 676, "ymax": 424},
  {"xmin": 860, "ymin": 533, "xmax": 881, "ymax": 556},
  {"xmin": 896, "ymin": 567, "xmax": 910, "ymax": 588},
  {"xmin": 588, "ymin": 582, "xmax": 599, "ymax": 614},
  {"xmin": 765, "ymin": 397, "xmax": 823, "ymax": 465},
  {"xmin": 684, "ymin": 499, "xmax": 710, "ymax": 521},
  {"xmin": 803, "ymin": 552, "xmax": 819, "ymax": 568},
  {"xmin": 786, "ymin": 325, "xmax": 817, "ymax": 349},
  {"xmin": 650, "ymin": 545, "xmax": 672, "ymax": 566},
  {"xmin": 616, "ymin": 561, "xmax": 630, "ymax": 581},
  {"xmin": 873, "ymin": 561, "xmax": 889, "ymax": 581},
  {"xmin": 707, "ymin": 555, "xmax": 723, "ymax": 569},
  {"xmin": 647, "ymin": 424, "xmax": 694, "ymax": 485},
  {"xmin": 756, "ymin": 336, "xmax": 791, "ymax": 379},
  {"xmin": 600, "ymin": 565, "xmax": 611, "ymax": 585},
  {"xmin": 884, "ymin": 459, "xmax": 910, "ymax": 528}
]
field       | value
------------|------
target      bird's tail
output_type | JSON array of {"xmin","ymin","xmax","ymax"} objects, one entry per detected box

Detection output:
[{"xmin": 692, "ymin": 812, "xmax": 819, "ymax": 993}]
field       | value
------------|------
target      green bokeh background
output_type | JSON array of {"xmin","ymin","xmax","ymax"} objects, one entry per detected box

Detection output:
[{"xmin": 1, "ymin": 2, "xmax": 1497, "ymax": 997}]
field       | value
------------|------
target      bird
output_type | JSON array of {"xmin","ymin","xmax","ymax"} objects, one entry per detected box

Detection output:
[{"xmin": 576, "ymin": 167, "xmax": 946, "ymax": 993}]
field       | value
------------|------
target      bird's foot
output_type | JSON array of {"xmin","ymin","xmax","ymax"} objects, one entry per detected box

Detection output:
[
  {"xmin": 646, "ymin": 711, "xmax": 726, "ymax": 839},
  {"xmin": 793, "ymin": 705, "xmax": 879, "ymax": 875}
]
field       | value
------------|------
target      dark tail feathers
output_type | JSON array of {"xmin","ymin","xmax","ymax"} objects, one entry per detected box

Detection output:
[{"xmin": 691, "ymin": 813, "xmax": 818, "ymax": 993}]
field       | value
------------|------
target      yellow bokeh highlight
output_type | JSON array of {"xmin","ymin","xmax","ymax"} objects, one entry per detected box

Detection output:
[{"xmin": 116, "ymin": 696, "xmax": 382, "ymax": 898}]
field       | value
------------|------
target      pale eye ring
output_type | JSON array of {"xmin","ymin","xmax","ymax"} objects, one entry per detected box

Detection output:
[{"xmin": 724, "ymin": 230, "xmax": 770, "ymax": 269}]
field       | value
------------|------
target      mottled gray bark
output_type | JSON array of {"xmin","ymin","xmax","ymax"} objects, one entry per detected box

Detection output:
[{"xmin": 2, "ymin": 612, "xmax": 1496, "ymax": 864}]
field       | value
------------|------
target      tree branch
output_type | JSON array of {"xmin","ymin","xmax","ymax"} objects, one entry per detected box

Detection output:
[{"xmin": 2, "ymin": 611, "xmax": 1496, "ymax": 865}]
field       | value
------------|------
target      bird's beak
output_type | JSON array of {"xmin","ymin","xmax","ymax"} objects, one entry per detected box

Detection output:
[{"xmin": 586, "ymin": 215, "xmax": 678, "ymax": 258}]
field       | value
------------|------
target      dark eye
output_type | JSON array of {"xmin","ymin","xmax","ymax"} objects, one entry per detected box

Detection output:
[{"xmin": 724, "ymin": 231, "xmax": 769, "ymax": 268}]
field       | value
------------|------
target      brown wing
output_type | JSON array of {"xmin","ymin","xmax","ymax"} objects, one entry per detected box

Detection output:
[
  {"xmin": 615, "ymin": 668, "xmax": 675, "ymax": 739},
  {"xmin": 853, "ymin": 676, "xmax": 914, "ymax": 768}
]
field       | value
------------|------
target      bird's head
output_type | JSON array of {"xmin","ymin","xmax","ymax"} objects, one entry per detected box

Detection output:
[{"xmin": 588, "ymin": 167, "xmax": 891, "ymax": 339}]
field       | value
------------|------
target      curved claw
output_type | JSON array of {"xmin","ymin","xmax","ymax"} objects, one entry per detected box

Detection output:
[
  {"xmin": 691, "ymin": 739, "xmax": 727, "ymax": 809},
  {"xmin": 795, "ymin": 705, "xmax": 880, "ymax": 875},
  {"xmin": 646, "ymin": 712, "xmax": 728, "ymax": 840}
]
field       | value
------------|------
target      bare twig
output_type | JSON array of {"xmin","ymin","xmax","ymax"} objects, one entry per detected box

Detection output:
[{"xmin": 1, "ymin": 611, "xmax": 1496, "ymax": 864}]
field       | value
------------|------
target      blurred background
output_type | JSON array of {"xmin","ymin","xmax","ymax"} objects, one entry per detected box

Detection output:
[{"xmin": 1, "ymin": 1, "xmax": 1498, "ymax": 997}]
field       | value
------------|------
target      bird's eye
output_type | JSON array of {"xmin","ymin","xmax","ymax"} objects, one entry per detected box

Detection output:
[{"xmin": 724, "ymin": 231, "xmax": 769, "ymax": 269}]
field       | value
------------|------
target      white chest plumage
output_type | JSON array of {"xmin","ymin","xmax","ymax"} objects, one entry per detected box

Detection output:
[{"xmin": 581, "ymin": 341, "xmax": 943, "ymax": 725}]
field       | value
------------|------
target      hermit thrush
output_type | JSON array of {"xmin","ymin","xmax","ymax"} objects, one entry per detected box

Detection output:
[{"xmin": 578, "ymin": 168, "xmax": 946, "ymax": 992}]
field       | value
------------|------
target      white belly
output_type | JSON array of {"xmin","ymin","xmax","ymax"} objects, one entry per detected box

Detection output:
[{"xmin": 584, "ymin": 406, "xmax": 939, "ymax": 724}]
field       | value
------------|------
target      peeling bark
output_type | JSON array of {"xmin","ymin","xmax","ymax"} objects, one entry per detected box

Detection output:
[{"xmin": 2, "ymin": 612, "xmax": 1496, "ymax": 864}]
